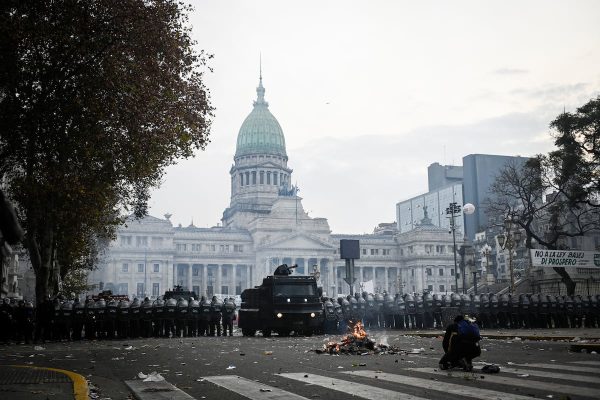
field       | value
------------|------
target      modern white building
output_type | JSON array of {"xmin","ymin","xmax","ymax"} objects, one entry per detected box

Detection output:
[{"xmin": 89, "ymin": 75, "xmax": 459, "ymax": 300}]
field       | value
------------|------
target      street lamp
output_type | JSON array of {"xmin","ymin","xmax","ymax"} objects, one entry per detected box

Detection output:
[
  {"xmin": 446, "ymin": 202, "xmax": 462, "ymax": 293},
  {"xmin": 446, "ymin": 202, "xmax": 476, "ymax": 292},
  {"xmin": 481, "ymin": 244, "xmax": 492, "ymax": 285},
  {"xmin": 496, "ymin": 216, "xmax": 522, "ymax": 294}
]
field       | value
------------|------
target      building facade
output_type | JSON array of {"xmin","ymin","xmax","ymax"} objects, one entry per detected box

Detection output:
[{"xmin": 89, "ymin": 75, "xmax": 459, "ymax": 300}]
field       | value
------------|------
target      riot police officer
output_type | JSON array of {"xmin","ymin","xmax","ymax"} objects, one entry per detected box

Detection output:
[
  {"xmin": 333, "ymin": 298, "xmax": 344, "ymax": 333},
  {"xmin": 555, "ymin": 295, "xmax": 566, "ymax": 328},
  {"xmin": 356, "ymin": 293, "xmax": 366, "ymax": 324},
  {"xmin": 72, "ymin": 298, "xmax": 85, "ymax": 340},
  {"xmin": 432, "ymin": 294, "xmax": 443, "ymax": 328},
  {"xmin": 414, "ymin": 293, "xmax": 424, "ymax": 329},
  {"xmin": 16, "ymin": 300, "xmax": 35, "ymax": 344},
  {"xmin": 209, "ymin": 296, "xmax": 222, "ymax": 336},
  {"xmin": 95, "ymin": 298, "xmax": 107, "ymax": 339},
  {"xmin": 105, "ymin": 298, "xmax": 118, "ymax": 339},
  {"xmin": 175, "ymin": 297, "xmax": 189, "ymax": 337},
  {"xmin": 529, "ymin": 294, "xmax": 540, "ymax": 328},
  {"xmin": 117, "ymin": 298, "xmax": 130, "ymax": 338},
  {"xmin": 348, "ymin": 295, "xmax": 359, "ymax": 322},
  {"xmin": 222, "ymin": 297, "xmax": 236, "ymax": 336},
  {"xmin": 129, "ymin": 298, "xmax": 141, "ymax": 338},
  {"xmin": 188, "ymin": 297, "xmax": 200, "ymax": 337},
  {"xmin": 152, "ymin": 296, "xmax": 165, "ymax": 337},
  {"xmin": 574, "ymin": 295, "xmax": 584, "ymax": 328},
  {"xmin": 383, "ymin": 293, "xmax": 396, "ymax": 328},
  {"xmin": 0, "ymin": 298, "xmax": 14, "ymax": 344},
  {"xmin": 364, "ymin": 293, "xmax": 377, "ymax": 328},
  {"xmin": 164, "ymin": 297, "xmax": 177, "ymax": 337},
  {"xmin": 489, "ymin": 293, "xmax": 500, "ymax": 328},
  {"xmin": 141, "ymin": 297, "xmax": 154, "ymax": 338},
  {"xmin": 60, "ymin": 299, "xmax": 73, "ymax": 341},
  {"xmin": 478, "ymin": 294, "xmax": 489, "ymax": 329},
  {"xmin": 199, "ymin": 296, "xmax": 211, "ymax": 336},
  {"xmin": 52, "ymin": 298, "xmax": 62, "ymax": 340},
  {"xmin": 339, "ymin": 297, "xmax": 352, "ymax": 331},
  {"xmin": 322, "ymin": 297, "xmax": 337, "ymax": 334},
  {"xmin": 497, "ymin": 294, "xmax": 510, "ymax": 328},
  {"xmin": 404, "ymin": 294, "xmax": 416, "ymax": 329},
  {"xmin": 565, "ymin": 295, "xmax": 576, "ymax": 328},
  {"xmin": 518, "ymin": 294, "xmax": 530, "ymax": 328},
  {"xmin": 84, "ymin": 298, "xmax": 96, "ymax": 339},
  {"xmin": 394, "ymin": 294, "xmax": 406, "ymax": 330},
  {"xmin": 422, "ymin": 293, "xmax": 434, "ymax": 329},
  {"xmin": 471, "ymin": 294, "xmax": 481, "ymax": 325},
  {"xmin": 374, "ymin": 293, "xmax": 385, "ymax": 328}
]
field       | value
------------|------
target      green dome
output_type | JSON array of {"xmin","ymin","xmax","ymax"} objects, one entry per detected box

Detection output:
[{"xmin": 235, "ymin": 78, "xmax": 287, "ymax": 158}]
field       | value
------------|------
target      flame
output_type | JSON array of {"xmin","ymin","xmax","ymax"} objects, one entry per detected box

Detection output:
[{"xmin": 350, "ymin": 321, "xmax": 367, "ymax": 340}]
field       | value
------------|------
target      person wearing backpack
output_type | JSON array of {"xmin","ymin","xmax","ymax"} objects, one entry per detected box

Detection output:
[{"xmin": 439, "ymin": 315, "xmax": 481, "ymax": 371}]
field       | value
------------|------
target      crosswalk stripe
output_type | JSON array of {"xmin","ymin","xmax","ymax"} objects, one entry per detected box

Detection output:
[
  {"xmin": 343, "ymin": 370, "xmax": 534, "ymax": 400},
  {"xmin": 408, "ymin": 368, "xmax": 600, "ymax": 399},
  {"xmin": 495, "ymin": 366, "xmax": 600, "ymax": 384},
  {"xmin": 510, "ymin": 363, "xmax": 599, "ymax": 373},
  {"xmin": 570, "ymin": 361, "xmax": 600, "ymax": 366},
  {"xmin": 279, "ymin": 372, "xmax": 430, "ymax": 400},
  {"xmin": 202, "ymin": 375, "xmax": 310, "ymax": 400}
]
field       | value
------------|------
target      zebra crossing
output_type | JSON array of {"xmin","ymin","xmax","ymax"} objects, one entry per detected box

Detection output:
[{"xmin": 198, "ymin": 360, "xmax": 600, "ymax": 400}]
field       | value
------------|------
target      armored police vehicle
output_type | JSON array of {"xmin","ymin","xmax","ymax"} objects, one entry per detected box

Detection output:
[{"xmin": 238, "ymin": 264, "xmax": 323, "ymax": 337}]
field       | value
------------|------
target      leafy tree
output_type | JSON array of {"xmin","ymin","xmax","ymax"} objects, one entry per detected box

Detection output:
[
  {"xmin": 0, "ymin": 0, "xmax": 213, "ymax": 304},
  {"xmin": 487, "ymin": 97, "xmax": 600, "ymax": 295}
]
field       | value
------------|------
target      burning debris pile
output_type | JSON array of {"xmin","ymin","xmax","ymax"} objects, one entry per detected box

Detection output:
[{"xmin": 317, "ymin": 321, "xmax": 403, "ymax": 355}]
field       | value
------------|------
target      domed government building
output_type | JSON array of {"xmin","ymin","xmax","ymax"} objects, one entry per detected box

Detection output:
[{"xmin": 90, "ymin": 74, "xmax": 461, "ymax": 299}]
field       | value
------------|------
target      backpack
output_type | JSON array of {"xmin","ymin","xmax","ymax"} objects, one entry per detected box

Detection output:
[{"xmin": 457, "ymin": 320, "xmax": 480, "ymax": 340}]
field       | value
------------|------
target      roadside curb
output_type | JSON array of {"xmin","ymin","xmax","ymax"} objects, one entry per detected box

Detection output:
[
  {"xmin": 11, "ymin": 365, "xmax": 89, "ymax": 400},
  {"xmin": 403, "ymin": 332, "xmax": 600, "ymax": 342},
  {"xmin": 569, "ymin": 343, "xmax": 600, "ymax": 353}
]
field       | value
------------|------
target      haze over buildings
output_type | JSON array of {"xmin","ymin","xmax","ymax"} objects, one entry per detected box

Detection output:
[{"xmin": 148, "ymin": 0, "xmax": 600, "ymax": 234}]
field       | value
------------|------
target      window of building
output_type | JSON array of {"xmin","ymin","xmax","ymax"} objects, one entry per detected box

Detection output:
[
  {"xmin": 222, "ymin": 268, "xmax": 228, "ymax": 277},
  {"xmin": 370, "ymin": 249, "xmax": 379, "ymax": 255},
  {"xmin": 236, "ymin": 285, "xmax": 242, "ymax": 295},
  {"xmin": 451, "ymin": 268, "xmax": 455, "ymax": 276},
  {"xmin": 177, "ymin": 267, "xmax": 185, "ymax": 277},
  {"xmin": 153, "ymin": 264, "xmax": 160, "ymax": 273},
  {"xmin": 225, "ymin": 245, "xmax": 230, "ymax": 252},
  {"xmin": 273, "ymin": 173, "xmax": 278, "ymax": 185},
  {"xmin": 118, "ymin": 283, "xmax": 128, "ymax": 295},
  {"xmin": 439, "ymin": 284, "xmax": 445, "ymax": 292},
  {"xmin": 219, "ymin": 245, "xmax": 225, "ymax": 252},
  {"xmin": 137, "ymin": 283, "xmax": 144, "ymax": 297},
  {"xmin": 137, "ymin": 263, "xmax": 144, "ymax": 273},
  {"xmin": 151, "ymin": 237, "xmax": 163, "ymax": 247},
  {"xmin": 136, "ymin": 236, "xmax": 148, "ymax": 247},
  {"xmin": 152, "ymin": 283, "xmax": 160, "ymax": 296},
  {"xmin": 425, "ymin": 245, "xmax": 433, "ymax": 254},
  {"xmin": 209, "ymin": 244, "xmax": 216, "ymax": 252},
  {"xmin": 122, "ymin": 263, "xmax": 129, "ymax": 273},
  {"xmin": 451, "ymin": 285, "xmax": 456, "ymax": 292},
  {"xmin": 362, "ymin": 249, "xmax": 367, "ymax": 255},
  {"xmin": 245, "ymin": 172, "xmax": 249, "ymax": 185},
  {"xmin": 260, "ymin": 171, "xmax": 264, "ymax": 184},
  {"xmin": 221, "ymin": 286, "xmax": 228, "ymax": 295},
  {"xmin": 412, "ymin": 285, "xmax": 416, "ymax": 292},
  {"xmin": 426, "ymin": 268, "xmax": 432, "ymax": 276},
  {"xmin": 192, "ymin": 266, "xmax": 199, "ymax": 276},
  {"xmin": 411, "ymin": 269, "xmax": 415, "ymax": 277},
  {"xmin": 234, "ymin": 244, "xmax": 244, "ymax": 252},
  {"xmin": 120, "ymin": 236, "xmax": 132, "ymax": 246},
  {"xmin": 439, "ymin": 268, "xmax": 444, "ymax": 276},
  {"xmin": 193, "ymin": 285, "xmax": 200, "ymax": 296},
  {"xmin": 240, "ymin": 174, "xmax": 244, "ymax": 186},
  {"xmin": 251, "ymin": 171, "xmax": 256, "ymax": 184}
]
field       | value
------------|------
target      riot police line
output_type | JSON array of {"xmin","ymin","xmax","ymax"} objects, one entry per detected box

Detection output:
[
  {"xmin": 0, "ymin": 294, "xmax": 238, "ymax": 344},
  {"xmin": 319, "ymin": 291, "xmax": 600, "ymax": 334}
]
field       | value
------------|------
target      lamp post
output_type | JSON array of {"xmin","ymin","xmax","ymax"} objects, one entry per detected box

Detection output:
[
  {"xmin": 496, "ymin": 216, "xmax": 522, "ymax": 294},
  {"xmin": 481, "ymin": 244, "xmax": 492, "ymax": 285},
  {"xmin": 446, "ymin": 202, "xmax": 462, "ymax": 293}
]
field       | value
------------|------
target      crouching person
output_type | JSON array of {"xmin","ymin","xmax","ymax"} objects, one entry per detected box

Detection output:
[{"xmin": 439, "ymin": 315, "xmax": 481, "ymax": 371}]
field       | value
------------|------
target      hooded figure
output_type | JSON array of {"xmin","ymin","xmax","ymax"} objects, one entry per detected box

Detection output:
[{"xmin": 439, "ymin": 315, "xmax": 481, "ymax": 371}]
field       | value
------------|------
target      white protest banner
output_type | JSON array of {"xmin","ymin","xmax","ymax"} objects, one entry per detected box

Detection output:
[{"xmin": 530, "ymin": 249, "xmax": 600, "ymax": 268}]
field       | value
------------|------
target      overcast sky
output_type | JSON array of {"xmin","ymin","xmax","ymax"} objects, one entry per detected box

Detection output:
[{"xmin": 148, "ymin": 0, "xmax": 600, "ymax": 234}]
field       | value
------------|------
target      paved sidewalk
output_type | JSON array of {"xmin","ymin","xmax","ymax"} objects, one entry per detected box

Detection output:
[
  {"xmin": 404, "ymin": 328, "xmax": 600, "ymax": 341},
  {"xmin": 0, "ymin": 365, "xmax": 88, "ymax": 400}
]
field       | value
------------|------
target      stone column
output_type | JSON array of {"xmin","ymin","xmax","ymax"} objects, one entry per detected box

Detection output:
[
  {"xmin": 216, "ymin": 264, "xmax": 222, "ymax": 295},
  {"xmin": 202, "ymin": 265, "xmax": 208, "ymax": 298},
  {"xmin": 186, "ymin": 264, "xmax": 192, "ymax": 291},
  {"xmin": 384, "ymin": 267, "xmax": 389, "ymax": 293}
]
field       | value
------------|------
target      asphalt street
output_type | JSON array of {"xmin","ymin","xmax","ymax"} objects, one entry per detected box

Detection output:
[{"xmin": 1, "ymin": 329, "xmax": 599, "ymax": 400}]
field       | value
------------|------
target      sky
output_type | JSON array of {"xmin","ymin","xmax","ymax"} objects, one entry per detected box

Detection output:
[{"xmin": 148, "ymin": 0, "xmax": 600, "ymax": 234}]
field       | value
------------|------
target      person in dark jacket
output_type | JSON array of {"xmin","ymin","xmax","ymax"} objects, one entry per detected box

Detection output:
[{"xmin": 439, "ymin": 315, "xmax": 481, "ymax": 371}]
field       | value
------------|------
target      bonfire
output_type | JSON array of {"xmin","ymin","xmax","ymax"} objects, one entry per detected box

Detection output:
[{"xmin": 319, "ymin": 321, "xmax": 402, "ymax": 355}]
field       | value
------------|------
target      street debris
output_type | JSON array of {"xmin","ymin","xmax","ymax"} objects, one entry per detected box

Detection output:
[
  {"xmin": 33, "ymin": 346, "xmax": 45, "ymax": 351},
  {"xmin": 138, "ymin": 371, "xmax": 165, "ymax": 382},
  {"xmin": 226, "ymin": 365, "xmax": 236, "ymax": 370}
]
